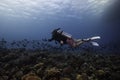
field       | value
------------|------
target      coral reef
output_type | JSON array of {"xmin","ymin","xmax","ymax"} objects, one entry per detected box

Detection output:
[
  {"xmin": 0, "ymin": 40, "xmax": 120, "ymax": 80},
  {"xmin": 21, "ymin": 72, "xmax": 41, "ymax": 80}
]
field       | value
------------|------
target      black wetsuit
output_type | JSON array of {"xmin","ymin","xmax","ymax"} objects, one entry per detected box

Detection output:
[{"xmin": 49, "ymin": 28, "xmax": 68, "ymax": 44}]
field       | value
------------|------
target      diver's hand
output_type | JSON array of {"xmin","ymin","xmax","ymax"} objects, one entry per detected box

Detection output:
[{"xmin": 60, "ymin": 41, "xmax": 64, "ymax": 45}]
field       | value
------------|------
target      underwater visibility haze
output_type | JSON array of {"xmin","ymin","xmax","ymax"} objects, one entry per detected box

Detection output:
[
  {"xmin": 0, "ymin": 0, "xmax": 120, "ymax": 80},
  {"xmin": 0, "ymin": 0, "xmax": 120, "ymax": 51}
]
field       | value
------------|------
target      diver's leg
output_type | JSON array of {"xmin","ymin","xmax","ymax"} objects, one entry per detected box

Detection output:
[
  {"xmin": 70, "ymin": 39, "xmax": 83, "ymax": 47},
  {"xmin": 75, "ymin": 38, "xmax": 91, "ymax": 42},
  {"xmin": 75, "ymin": 40, "xmax": 84, "ymax": 47},
  {"xmin": 71, "ymin": 36, "xmax": 100, "ymax": 47},
  {"xmin": 73, "ymin": 38, "xmax": 91, "ymax": 47}
]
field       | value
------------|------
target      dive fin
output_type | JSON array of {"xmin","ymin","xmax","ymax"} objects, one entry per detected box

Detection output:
[
  {"xmin": 90, "ymin": 36, "xmax": 101, "ymax": 40},
  {"xmin": 91, "ymin": 41, "xmax": 99, "ymax": 46}
]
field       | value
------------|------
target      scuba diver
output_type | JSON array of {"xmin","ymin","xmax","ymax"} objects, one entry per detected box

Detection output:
[{"xmin": 48, "ymin": 28, "xmax": 101, "ymax": 47}]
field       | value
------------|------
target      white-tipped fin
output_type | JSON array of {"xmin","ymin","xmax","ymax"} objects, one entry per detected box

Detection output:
[{"xmin": 91, "ymin": 41, "xmax": 99, "ymax": 46}]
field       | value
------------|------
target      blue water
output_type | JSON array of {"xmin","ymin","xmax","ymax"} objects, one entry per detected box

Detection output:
[{"xmin": 0, "ymin": 0, "xmax": 120, "ymax": 51}]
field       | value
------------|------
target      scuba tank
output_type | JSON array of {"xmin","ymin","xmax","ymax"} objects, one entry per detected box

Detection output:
[{"xmin": 57, "ymin": 30, "xmax": 72, "ymax": 38}]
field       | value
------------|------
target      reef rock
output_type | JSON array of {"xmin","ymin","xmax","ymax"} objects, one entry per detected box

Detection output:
[{"xmin": 21, "ymin": 72, "xmax": 41, "ymax": 80}]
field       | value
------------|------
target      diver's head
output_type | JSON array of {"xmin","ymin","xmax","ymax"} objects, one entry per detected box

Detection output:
[
  {"xmin": 51, "ymin": 28, "xmax": 61, "ymax": 34},
  {"xmin": 52, "ymin": 30, "xmax": 56, "ymax": 35}
]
